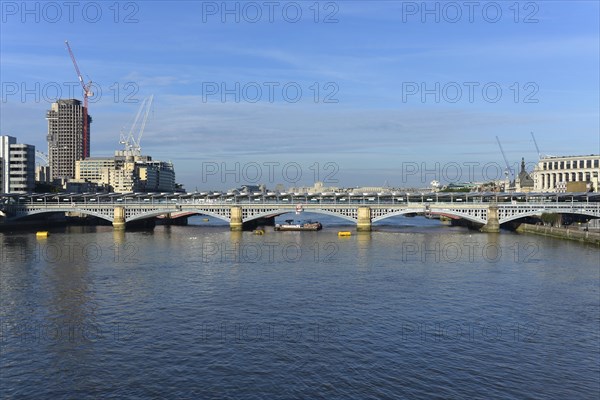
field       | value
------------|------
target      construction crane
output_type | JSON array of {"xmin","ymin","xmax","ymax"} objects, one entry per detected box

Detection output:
[
  {"xmin": 496, "ymin": 136, "xmax": 514, "ymax": 182},
  {"xmin": 65, "ymin": 40, "xmax": 93, "ymax": 158},
  {"xmin": 119, "ymin": 95, "xmax": 154, "ymax": 156},
  {"xmin": 530, "ymin": 131, "xmax": 542, "ymax": 160}
]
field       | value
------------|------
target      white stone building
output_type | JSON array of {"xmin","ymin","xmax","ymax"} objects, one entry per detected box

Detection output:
[
  {"xmin": 533, "ymin": 155, "xmax": 600, "ymax": 192},
  {"xmin": 0, "ymin": 135, "xmax": 35, "ymax": 193},
  {"xmin": 75, "ymin": 153, "xmax": 176, "ymax": 193}
]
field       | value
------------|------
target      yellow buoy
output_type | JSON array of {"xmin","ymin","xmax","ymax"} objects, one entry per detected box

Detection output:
[
  {"xmin": 338, "ymin": 231, "xmax": 352, "ymax": 237},
  {"xmin": 36, "ymin": 231, "xmax": 49, "ymax": 238},
  {"xmin": 253, "ymin": 229, "xmax": 265, "ymax": 235}
]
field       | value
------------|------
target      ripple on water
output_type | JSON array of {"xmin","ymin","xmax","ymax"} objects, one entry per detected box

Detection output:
[{"xmin": 0, "ymin": 226, "xmax": 598, "ymax": 399}]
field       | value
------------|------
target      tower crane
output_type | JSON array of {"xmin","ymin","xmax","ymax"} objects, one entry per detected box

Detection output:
[
  {"xmin": 119, "ymin": 95, "xmax": 154, "ymax": 156},
  {"xmin": 65, "ymin": 40, "xmax": 93, "ymax": 158},
  {"xmin": 496, "ymin": 136, "xmax": 514, "ymax": 182},
  {"xmin": 530, "ymin": 131, "xmax": 542, "ymax": 160}
]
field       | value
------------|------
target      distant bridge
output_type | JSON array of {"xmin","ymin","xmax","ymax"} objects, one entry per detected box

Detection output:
[{"xmin": 2, "ymin": 192, "xmax": 599, "ymax": 231}]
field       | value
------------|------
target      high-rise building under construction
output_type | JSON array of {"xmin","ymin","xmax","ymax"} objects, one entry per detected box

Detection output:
[{"xmin": 46, "ymin": 99, "xmax": 91, "ymax": 181}]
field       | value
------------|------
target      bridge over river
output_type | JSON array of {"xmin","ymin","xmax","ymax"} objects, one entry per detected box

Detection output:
[{"xmin": 2, "ymin": 192, "xmax": 599, "ymax": 232}]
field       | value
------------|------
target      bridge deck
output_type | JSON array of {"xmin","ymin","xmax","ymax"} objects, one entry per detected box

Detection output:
[{"xmin": 4, "ymin": 200, "xmax": 599, "ymax": 225}]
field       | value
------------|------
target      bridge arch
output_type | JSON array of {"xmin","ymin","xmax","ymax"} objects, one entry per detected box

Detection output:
[
  {"xmin": 373, "ymin": 209, "xmax": 487, "ymax": 225},
  {"xmin": 126, "ymin": 208, "xmax": 232, "ymax": 223},
  {"xmin": 8, "ymin": 208, "xmax": 114, "ymax": 223},
  {"xmin": 243, "ymin": 208, "xmax": 358, "ymax": 224},
  {"xmin": 372, "ymin": 209, "xmax": 423, "ymax": 223},
  {"xmin": 500, "ymin": 209, "xmax": 600, "ymax": 225},
  {"xmin": 431, "ymin": 210, "xmax": 487, "ymax": 225}
]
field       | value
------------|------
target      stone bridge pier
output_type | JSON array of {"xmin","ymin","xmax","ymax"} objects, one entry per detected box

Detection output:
[
  {"xmin": 480, "ymin": 205, "xmax": 500, "ymax": 233},
  {"xmin": 357, "ymin": 206, "xmax": 372, "ymax": 232},
  {"xmin": 113, "ymin": 206, "xmax": 126, "ymax": 230},
  {"xmin": 230, "ymin": 206, "xmax": 243, "ymax": 231}
]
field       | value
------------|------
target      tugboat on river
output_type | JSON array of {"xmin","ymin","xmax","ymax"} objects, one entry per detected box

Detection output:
[{"xmin": 274, "ymin": 219, "xmax": 322, "ymax": 231}]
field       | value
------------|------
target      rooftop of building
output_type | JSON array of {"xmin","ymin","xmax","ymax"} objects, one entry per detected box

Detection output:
[
  {"xmin": 540, "ymin": 154, "xmax": 599, "ymax": 160},
  {"xmin": 55, "ymin": 99, "xmax": 82, "ymax": 105},
  {"xmin": 79, "ymin": 157, "xmax": 115, "ymax": 161}
]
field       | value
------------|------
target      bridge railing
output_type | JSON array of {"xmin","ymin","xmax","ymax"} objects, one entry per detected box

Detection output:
[
  {"xmin": 5, "ymin": 191, "xmax": 599, "ymax": 208},
  {"xmin": 9, "ymin": 201, "xmax": 600, "ymax": 210}
]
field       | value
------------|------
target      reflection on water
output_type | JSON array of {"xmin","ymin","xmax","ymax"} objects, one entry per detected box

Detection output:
[{"xmin": 1, "ymin": 218, "xmax": 599, "ymax": 398}]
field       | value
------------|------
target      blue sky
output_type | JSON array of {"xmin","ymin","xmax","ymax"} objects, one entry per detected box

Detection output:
[{"xmin": 1, "ymin": 0, "xmax": 599, "ymax": 190}]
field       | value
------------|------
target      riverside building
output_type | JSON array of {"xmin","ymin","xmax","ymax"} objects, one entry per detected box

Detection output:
[
  {"xmin": 75, "ymin": 152, "xmax": 176, "ymax": 193},
  {"xmin": 533, "ymin": 155, "xmax": 600, "ymax": 192},
  {"xmin": 46, "ymin": 99, "xmax": 91, "ymax": 181},
  {"xmin": 0, "ymin": 135, "xmax": 35, "ymax": 193}
]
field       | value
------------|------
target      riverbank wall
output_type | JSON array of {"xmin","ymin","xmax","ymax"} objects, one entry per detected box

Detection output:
[{"xmin": 516, "ymin": 223, "xmax": 600, "ymax": 246}]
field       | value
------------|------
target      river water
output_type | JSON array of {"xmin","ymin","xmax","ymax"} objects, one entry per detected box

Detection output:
[{"xmin": 1, "ymin": 216, "xmax": 599, "ymax": 399}]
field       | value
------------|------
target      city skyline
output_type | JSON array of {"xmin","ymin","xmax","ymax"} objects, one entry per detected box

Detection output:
[
  {"xmin": 1, "ymin": 4, "xmax": 600, "ymax": 398},
  {"xmin": 1, "ymin": 1, "xmax": 599, "ymax": 189}
]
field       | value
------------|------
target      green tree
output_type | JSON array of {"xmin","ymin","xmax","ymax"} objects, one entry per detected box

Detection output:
[{"xmin": 540, "ymin": 213, "xmax": 560, "ymax": 227}]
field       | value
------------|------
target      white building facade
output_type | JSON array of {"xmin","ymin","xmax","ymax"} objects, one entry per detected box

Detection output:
[
  {"xmin": 533, "ymin": 155, "xmax": 600, "ymax": 192},
  {"xmin": 0, "ymin": 135, "xmax": 36, "ymax": 193},
  {"xmin": 75, "ymin": 154, "xmax": 176, "ymax": 193},
  {"xmin": 0, "ymin": 136, "xmax": 14, "ymax": 193}
]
